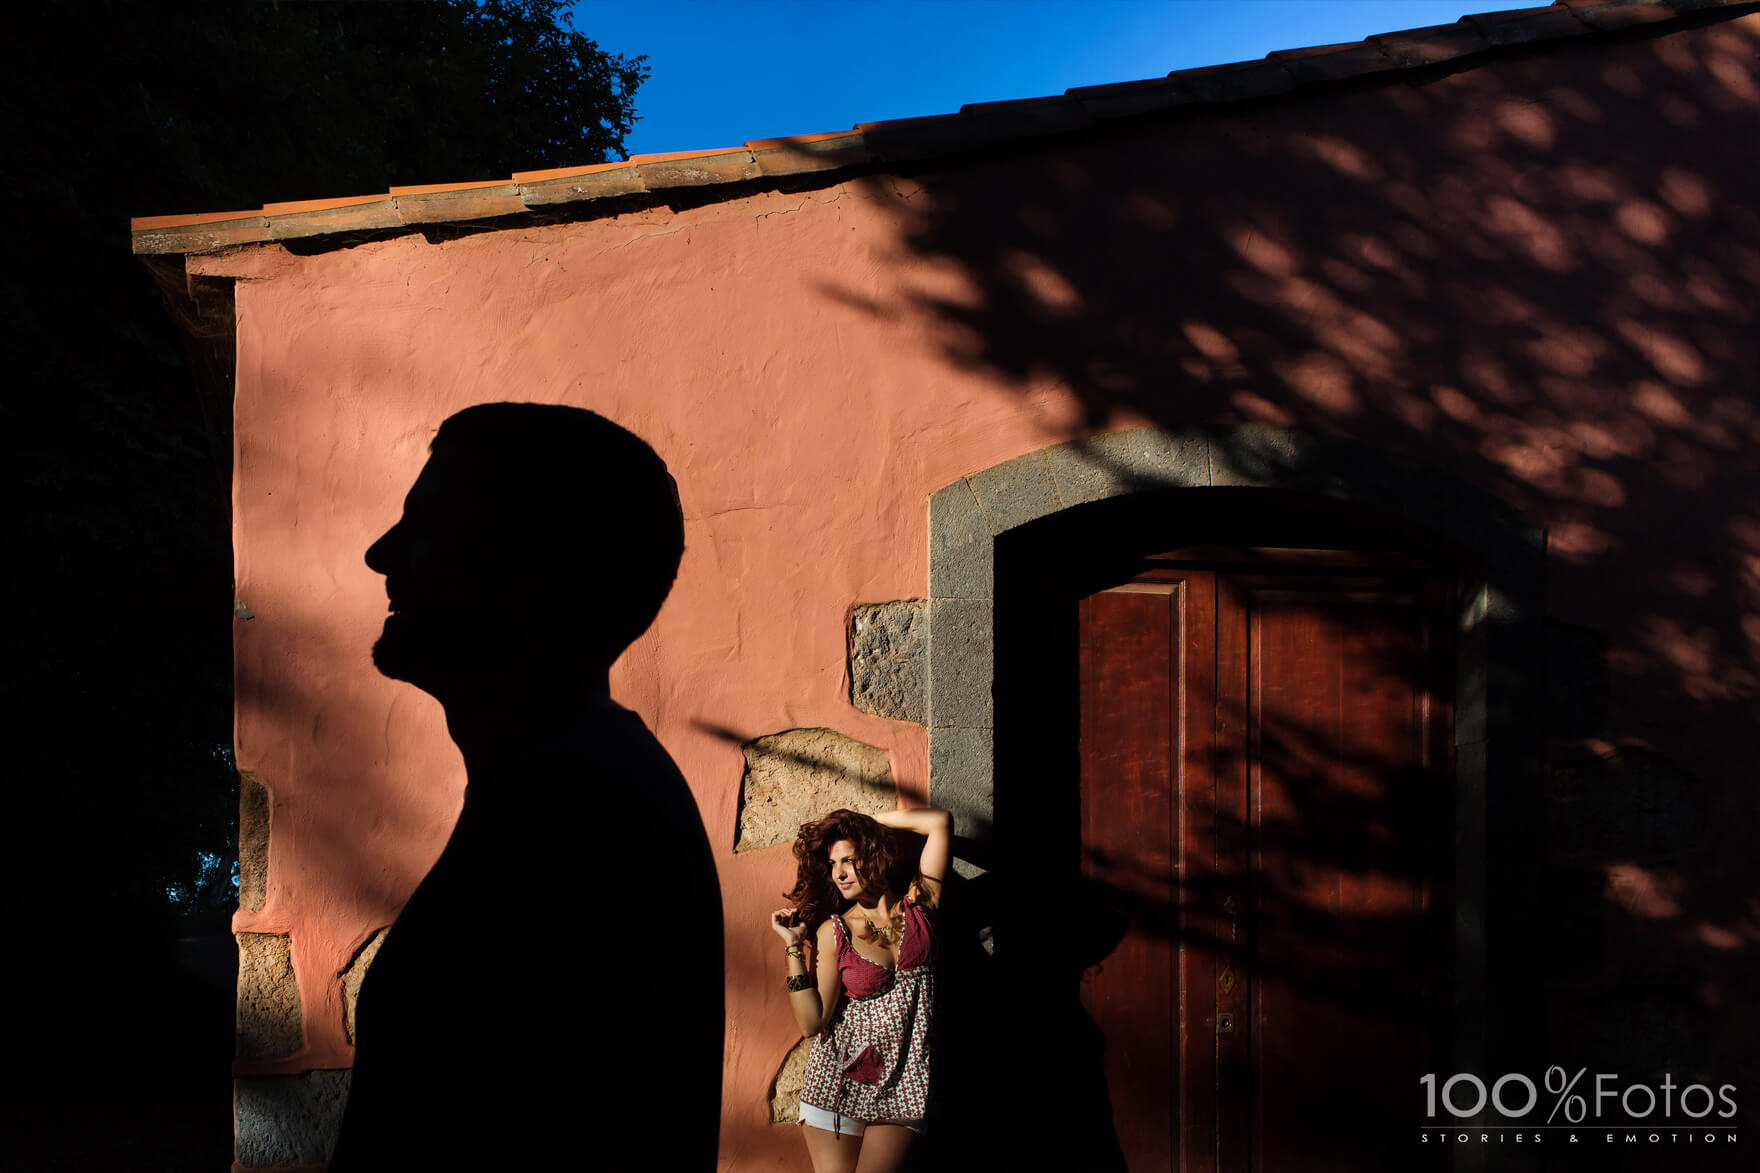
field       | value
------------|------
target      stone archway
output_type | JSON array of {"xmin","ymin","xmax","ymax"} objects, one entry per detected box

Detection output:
[{"xmin": 924, "ymin": 424, "xmax": 1547, "ymax": 1118}]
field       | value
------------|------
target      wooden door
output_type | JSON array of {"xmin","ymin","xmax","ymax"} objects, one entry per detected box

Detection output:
[{"xmin": 1079, "ymin": 557, "xmax": 1452, "ymax": 1173}]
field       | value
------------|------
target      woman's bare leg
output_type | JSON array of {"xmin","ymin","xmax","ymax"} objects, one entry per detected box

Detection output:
[
  {"xmin": 801, "ymin": 1123, "xmax": 861, "ymax": 1173},
  {"xmin": 852, "ymin": 1124, "xmax": 919, "ymax": 1173}
]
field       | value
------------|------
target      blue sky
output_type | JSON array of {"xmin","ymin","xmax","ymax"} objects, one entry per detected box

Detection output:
[{"xmin": 572, "ymin": 0, "xmax": 1515, "ymax": 157}]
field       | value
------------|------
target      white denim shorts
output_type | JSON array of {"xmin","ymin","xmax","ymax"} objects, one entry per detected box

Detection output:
[{"xmin": 797, "ymin": 1102, "xmax": 926, "ymax": 1137}]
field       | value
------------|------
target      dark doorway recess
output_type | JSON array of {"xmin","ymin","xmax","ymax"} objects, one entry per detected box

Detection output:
[{"xmin": 990, "ymin": 489, "xmax": 1467, "ymax": 1173}]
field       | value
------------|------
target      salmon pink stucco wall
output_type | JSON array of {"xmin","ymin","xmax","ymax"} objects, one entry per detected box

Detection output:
[
  {"xmin": 197, "ymin": 11, "xmax": 1760, "ymax": 1168},
  {"xmin": 206, "ymin": 180, "xmax": 1093, "ymax": 1167}
]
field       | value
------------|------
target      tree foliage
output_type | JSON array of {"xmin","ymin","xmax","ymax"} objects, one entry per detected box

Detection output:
[{"xmin": 122, "ymin": 0, "xmax": 648, "ymax": 214}]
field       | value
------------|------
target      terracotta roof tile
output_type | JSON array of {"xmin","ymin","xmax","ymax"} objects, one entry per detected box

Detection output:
[
  {"xmin": 1370, "ymin": 21, "xmax": 1493, "ymax": 67},
  {"xmin": 745, "ymin": 131, "xmax": 872, "ymax": 176},
  {"xmin": 1269, "ymin": 41, "xmax": 1402, "ymax": 85},
  {"xmin": 1464, "ymin": 6, "xmax": 1593, "ymax": 44},
  {"xmin": 132, "ymin": 207, "xmax": 272, "ymax": 232},
  {"xmin": 133, "ymin": 216, "xmax": 273, "ymax": 254},
  {"xmin": 518, "ymin": 163, "xmax": 648, "ymax": 205},
  {"xmin": 1557, "ymin": 1, "xmax": 1682, "ymax": 29},
  {"xmin": 742, "ymin": 129, "xmax": 863, "ymax": 151},
  {"xmin": 386, "ymin": 179, "xmax": 510, "ymax": 196},
  {"xmin": 961, "ymin": 94, "xmax": 1094, "ymax": 143},
  {"xmin": 857, "ymin": 112, "xmax": 980, "ymax": 162},
  {"xmin": 260, "ymin": 194, "xmax": 392, "ymax": 216},
  {"xmin": 1064, "ymin": 77, "xmax": 1196, "ymax": 119},
  {"xmin": 1177, "ymin": 59, "xmax": 1300, "ymax": 104},
  {"xmin": 509, "ymin": 160, "xmax": 638, "ymax": 184},
  {"xmin": 129, "ymin": 0, "xmax": 1758, "ymax": 256},
  {"xmin": 624, "ymin": 148, "xmax": 737, "ymax": 165},
  {"xmin": 394, "ymin": 183, "xmax": 525, "ymax": 224},
  {"xmin": 633, "ymin": 147, "xmax": 761, "ymax": 190},
  {"xmin": 265, "ymin": 198, "xmax": 402, "ymax": 240}
]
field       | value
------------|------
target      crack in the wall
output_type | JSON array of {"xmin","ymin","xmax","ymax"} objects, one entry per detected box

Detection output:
[{"xmin": 755, "ymin": 189, "xmax": 852, "ymax": 222}]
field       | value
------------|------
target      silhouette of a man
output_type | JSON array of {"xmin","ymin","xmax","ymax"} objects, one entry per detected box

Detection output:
[{"xmin": 330, "ymin": 403, "xmax": 722, "ymax": 1170}]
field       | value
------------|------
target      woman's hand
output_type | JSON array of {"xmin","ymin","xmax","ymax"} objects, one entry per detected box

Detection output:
[
  {"xmin": 771, "ymin": 908, "xmax": 809, "ymax": 946},
  {"xmin": 775, "ymin": 910, "xmax": 840, "ymax": 1036}
]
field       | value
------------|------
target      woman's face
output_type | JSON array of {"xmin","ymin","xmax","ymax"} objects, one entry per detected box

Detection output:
[{"xmin": 828, "ymin": 839, "xmax": 865, "ymax": 899}]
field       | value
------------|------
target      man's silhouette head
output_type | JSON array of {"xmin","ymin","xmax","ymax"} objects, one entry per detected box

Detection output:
[{"xmin": 366, "ymin": 403, "xmax": 683, "ymax": 703}]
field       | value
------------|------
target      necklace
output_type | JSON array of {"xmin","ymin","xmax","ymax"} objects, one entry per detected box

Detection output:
[{"xmin": 858, "ymin": 905, "xmax": 904, "ymax": 948}]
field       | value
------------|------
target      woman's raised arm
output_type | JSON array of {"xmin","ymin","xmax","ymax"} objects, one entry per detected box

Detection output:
[{"xmin": 876, "ymin": 807, "xmax": 952, "ymax": 907}]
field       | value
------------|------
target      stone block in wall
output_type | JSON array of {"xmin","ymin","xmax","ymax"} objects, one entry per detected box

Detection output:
[
  {"xmin": 965, "ymin": 450, "xmax": 1062, "ymax": 536},
  {"xmin": 1054, "ymin": 426, "xmax": 1210, "ymax": 501},
  {"xmin": 768, "ymin": 1036, "xmax": 814, "ymax": 1124},
  {"xmin": 234, "ymin": 1069, "xmax": 351, "ymax": 1168},
  {"xmin": 927, "ymin": 597, "xmax": 994, "ymax": 731},
  {"xmin": 928, "ymin": 480, "xmax": 993, "ymax": 599},
  {"xmin": 734, "ymin": 728, "xmax": 895, "ymax": 853},
  {"xmin": 238, "ymin": 770, "xmax": 269, "ymax": 913},
  {"xmin": 928, "ymin": 725, "xmax": 994, "ymax": 846},
  {"xmin": 849, "ymin": 601, "xmax": 927, "ymax": 724},
  {"xmin": 236, "ymin": 931, "xmax": 302, "ymax": 1060},
  {"xmin": 342, "ymin": 927, "xmax": 390, "ymax": 1045}
]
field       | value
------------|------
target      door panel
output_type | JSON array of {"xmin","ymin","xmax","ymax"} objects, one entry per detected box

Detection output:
[
  {"xmin": 1080, "ymin": 563, "xmax": 1451, "ymax": 1173},
  {"xmin": 1233, "ymin": 579, "xmax": 1448, "ymax": 1173},
  {"xmin": 1079, "ymin": 580, "xmax": 1193, "ymax": 1173}
]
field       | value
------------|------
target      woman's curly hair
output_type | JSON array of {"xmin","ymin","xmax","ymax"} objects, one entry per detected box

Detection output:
[{"xmin": 784, "ymin": 809, "xmax": 911, "ymax": 931}]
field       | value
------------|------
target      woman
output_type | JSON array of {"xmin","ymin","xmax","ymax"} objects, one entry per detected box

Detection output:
[{"xmin": 770, "ymin": 806, "xmax": 952, "ymax": 1173}]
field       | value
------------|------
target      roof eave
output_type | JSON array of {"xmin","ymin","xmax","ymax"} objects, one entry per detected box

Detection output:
[{"xmin": 128, "ymin": 0, "xmax": 1757, "ymax": 258}]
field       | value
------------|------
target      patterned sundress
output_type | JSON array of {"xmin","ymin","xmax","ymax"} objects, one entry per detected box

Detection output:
[{"xmin": 798, "ymin": 893, "xmax": 939, "ymax": 1131}]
